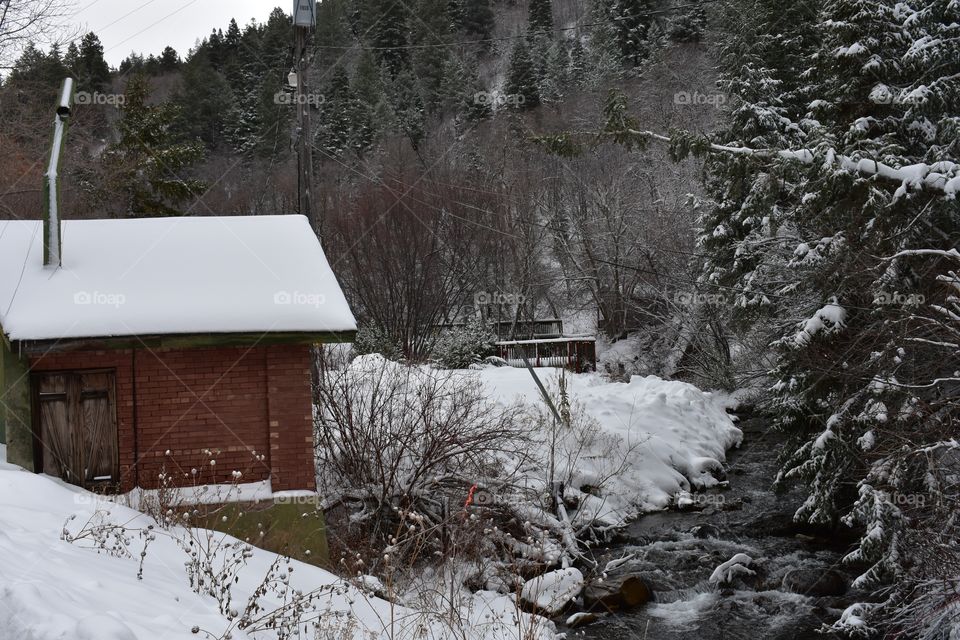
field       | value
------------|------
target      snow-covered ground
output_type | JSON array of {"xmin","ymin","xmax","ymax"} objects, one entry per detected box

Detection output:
[
  {"xmin": 0, "ymin": 445, "xmax": 553, "ymax": 640},
  {"xmin": 469, "ymin": 363, "xmax": 742, "ymax": 526},
  {"xmin": 0, "ymin": 362, "xmax": 741, "ymax": 639}
]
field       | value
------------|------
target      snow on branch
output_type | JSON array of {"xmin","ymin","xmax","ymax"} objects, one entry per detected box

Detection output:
[{"xmin": 581, "ymin": 127, "xmax": 960, "ymax": 197}]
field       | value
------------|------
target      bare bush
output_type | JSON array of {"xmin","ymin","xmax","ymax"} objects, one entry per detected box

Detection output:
[{"xmin": 314, "ymin": 354, "xmax": 533, "ymax": 539}]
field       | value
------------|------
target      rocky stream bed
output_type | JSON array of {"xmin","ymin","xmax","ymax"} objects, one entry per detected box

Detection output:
[{"xmin": 562, "ymin": 412, "xmax": 867, "ymax": 640}]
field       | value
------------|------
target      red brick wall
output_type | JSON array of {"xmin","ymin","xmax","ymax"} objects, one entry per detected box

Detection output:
[{"xmin": 28, "ymin": 344, "xmax": 316, "ymax": 493}]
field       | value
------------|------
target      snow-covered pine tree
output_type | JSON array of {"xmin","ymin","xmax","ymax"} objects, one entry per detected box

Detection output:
[
  {"xmin": 387, "ymin": 67, "xmax": 426, "ymax": 148},
  {"xmin": 411, "ymin": 0, "xmax": 455, "ymax": 111},
  {"xmin": 171, "ymin": 47, "xmax": 232, "ymax": 147},
  {"xmin": 102, "ymin": 73, "xmax": 206, "ymax": 216},
  {"xmin": 316, "ymin": 66, "xmax": 360, "ymax": 157},
  {"xmin": 367, "ymin": 0, "xmax": 410, "ymax": 76},
  {"xmin": 540, "ymin": 41, "xmax": 569, "ymax": 103},
  {"xmin": 505, "ymin": 37, "xmax": 540, "ymax": 109},
  {"xmin": 457, "ymin": 0, "xmax": 495, "ymax": 44},
  {"xmin": 696, "ymin": 0, "xmax": 960, "ymax": 634},
  {"xmin": 528, "ymin": 0, "xmax": 554, "ymax": 36},
  {"xmin": 603, "ymin": 0, "xmax": 656, "ymax": 69}
]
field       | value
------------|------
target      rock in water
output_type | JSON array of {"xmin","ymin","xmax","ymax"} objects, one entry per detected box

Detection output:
[
  {"xmin": 782, "ymin": 568, "xmax": 847, "ymax": 597},
  {"xmin": 690, "ymin": 523, "xmax": 721, "ymax": 538},
  {"xmin": 566, "ymin": 611, "xmax": 598, "ymax": 628},
  {"xmin": 520, "ymin": 567, "xmax": 584, "ymax": 616},
  {"xmin": 583, "ymin": 575, "xmax": 651, "ymax": 612},
  {"xmin": 709, "ymin": 553, "xmax": 757, "ymax": 586}
]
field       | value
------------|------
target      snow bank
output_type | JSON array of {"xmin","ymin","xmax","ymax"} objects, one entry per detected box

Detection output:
[
  {"xmin": 469, "ymin": 364, "xmax": 743, "ymax": 522},
  {"xmin": 0, "ymin": 445, "xmax": 554, "ymax": 640},
  {"xmin": 520, "ymin": 567, "xmax": 584, "ymax": 615}
]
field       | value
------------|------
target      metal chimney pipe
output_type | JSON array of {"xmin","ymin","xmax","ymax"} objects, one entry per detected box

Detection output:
[{"xmin": 44, "ymin": 77, "xmax": 74, "ymax": 267}]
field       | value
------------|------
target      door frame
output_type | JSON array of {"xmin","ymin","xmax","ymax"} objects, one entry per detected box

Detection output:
[{"xmin": 30, "ymin": 367, "xmax": 120, "ymax": 491}]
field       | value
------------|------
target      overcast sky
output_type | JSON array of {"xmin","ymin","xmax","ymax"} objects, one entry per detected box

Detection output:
[{"xmin": 69, "ymin": 1, "xmax": 282, "ymax": 67}]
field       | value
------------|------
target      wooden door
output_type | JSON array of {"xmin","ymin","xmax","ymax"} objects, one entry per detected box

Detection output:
[{"xmin": 34, "ymin": 370, "xmax": 118, "ymax": 489}]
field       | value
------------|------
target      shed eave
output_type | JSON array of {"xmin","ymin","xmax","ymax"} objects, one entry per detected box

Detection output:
[{"xmin": 13, "ymin": 330, "xmax": 358, "ymax": 355}]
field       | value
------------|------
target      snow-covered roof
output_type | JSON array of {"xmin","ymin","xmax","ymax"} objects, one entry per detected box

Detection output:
[{"xmin": 0, "ymin": 215, "xmax": 357, "ymax": 342}]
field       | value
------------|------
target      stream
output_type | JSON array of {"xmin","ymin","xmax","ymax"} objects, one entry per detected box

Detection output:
[{"xmin": 572, "ymin": 412, "xmax": 864, "ymax": 640}]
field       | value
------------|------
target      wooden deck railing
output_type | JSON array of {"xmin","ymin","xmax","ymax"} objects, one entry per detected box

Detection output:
[{"xmin": 495, "ymin": 337, "xmax": 596, "ymax": 373}]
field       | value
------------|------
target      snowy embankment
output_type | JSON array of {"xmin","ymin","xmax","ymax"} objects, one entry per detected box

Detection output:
[
  {"xmin": 469, "ymin": 363, "xmax": 743, "ymax": 527},
  {"xmin": 0, "ymin": 446, "xmax": 553, "ymax": 640}
]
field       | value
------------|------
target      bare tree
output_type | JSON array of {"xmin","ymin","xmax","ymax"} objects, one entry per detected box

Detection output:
[{"xmin": 0, "ymin": 0, "xmax": 76, "ymax": 69}]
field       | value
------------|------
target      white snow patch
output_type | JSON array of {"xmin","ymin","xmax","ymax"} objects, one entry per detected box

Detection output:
[
  {"xmin": 794, "ymin": 300, "xmax": 847, "ymax": 346},
  {"xmin": 709, "ymin": 553, "xmax": 756, "ymax": 584},
  {"xmin": 0, "ymin": 444, "xmax": 553, "ymax": 640},
  {"xmin": 520, "ymin": 567, "xmax": 584, "ymax": 615}
]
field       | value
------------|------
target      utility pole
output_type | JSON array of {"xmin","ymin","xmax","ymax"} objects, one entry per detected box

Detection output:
[{"xmin": 292, "ymin": 1, "xmax": 317, "ymax": 233}]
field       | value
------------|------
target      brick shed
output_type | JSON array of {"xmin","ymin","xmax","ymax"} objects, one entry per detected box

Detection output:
[{"xmin": 0, "ymin": 215, "xmax": 356, "ymax": 493}]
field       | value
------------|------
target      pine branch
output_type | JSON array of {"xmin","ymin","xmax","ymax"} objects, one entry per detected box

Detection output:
[{"xmin": 597, "ymin": 127, "xmax": 960, "ymax": 197}]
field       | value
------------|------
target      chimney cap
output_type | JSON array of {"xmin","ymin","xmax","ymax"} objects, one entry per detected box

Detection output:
[{"xmin": 56, "ymin": 77, "xmax": 74, "ymax": 118}]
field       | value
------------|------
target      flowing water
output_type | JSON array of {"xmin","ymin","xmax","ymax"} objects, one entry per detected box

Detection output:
[{"xmin": 573, "ymin": 413, "xmax": 863, "ymax": 640}]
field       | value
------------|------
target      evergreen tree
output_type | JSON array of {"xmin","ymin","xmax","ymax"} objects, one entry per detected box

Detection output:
[
  {"xmin": 74, "ymin": 32, "xmax": 111, "ymax": 91},
  {"xmin": 604, "ymin": 0, "xmax": 655, "ymax": 68},
  {"xmin": 583, "ymin": 4, "xmax": 623, "ymax": 84},
  {"xmin": 224, "ymin": 18, "xmax": 241, "ymax": 51},
  {"xmin": 158, "ymin": 46, "xmax": 180, "ymax": 72},
  {"xmin": 206, "ymin": 29, "xmax": 225, "ymax": 68},
  {"xmin": 144, "ymin": 54, "xmax": 160, "ymax": 75},
  {"xmin": 505, "ymin": 38, "xmax": 540, "ymax": 109},
  {"xmin": 172, "ymin": 48, "xmax": 232, "ymax": 147},
  {"xmin": 314, "ymin": 0, "xmax": 352, "ymax": 70},
  {"xmin": 353, "ymin": 49, "xmax": 391, "ymax": 137},
  {"xmin": 528, "ymin": 0, "xmax": 554, "ymax": 36},
  {"xmin": 316, "ymin": 66, "xmax": 375, "ymax": 157},
  {"xmin": 668, "ymin": 2, "xmax": 707, "ymax": 42},
  {"xmin": 458, "ymin": 0, "xmax": 495, "ymax": 44},
  {"xmin": 118, "ymin": 52, "xmax": 144, "ymax": 74},
  {"xmin": 63, "ymin": 42, "xmax": 79, "ymax": 72},
  {"xmin": 439, "ymin": 53, "xmax": 489, "ymax": 121},
  {"xmin": 411, "ymin": 0, "xmax": 454, "ymax": 111},
  {"xmin": 388, "ymin": 67, "xmax": 426, "ymax": 147},
  {"xmin": 103, "ymin": 73, "xmax": 206, "ymax": 216},
  {"xmin": 691, "ymin": 1, "xmax": 960, "ymax": 633},
  {"xmin": 221, "ymin": 9, "xmax": 292, "ymax": 156},
  {"xmin": 569, "ymin": 36, "xmax": 586, "ymax": 86},
  {"xmin": 368, "ymin": 0, "xmax": 410, "ymax": 75},
  {"xmin": 540, "ymin": 41, "xmax": 568, "ymax": 103},
  {"xmin": 7, "ymin": 43, "xmax": 69, "ymax": 102}
]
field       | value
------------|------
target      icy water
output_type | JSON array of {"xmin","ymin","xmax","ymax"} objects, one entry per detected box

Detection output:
[{"xmin": 573, "ymin": 414, "xmax": 862, "ymax": 640}]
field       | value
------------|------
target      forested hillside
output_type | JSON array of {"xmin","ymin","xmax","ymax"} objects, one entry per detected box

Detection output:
[{"xmin": 0, "ymin": 0, "xmax": 719, "ymax": 373}]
